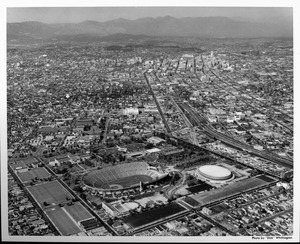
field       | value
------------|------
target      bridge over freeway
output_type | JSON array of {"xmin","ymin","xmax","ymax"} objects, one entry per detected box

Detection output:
[{"xmin": 175, "ymin": 100, "xmax": 293, "ymax": 169}]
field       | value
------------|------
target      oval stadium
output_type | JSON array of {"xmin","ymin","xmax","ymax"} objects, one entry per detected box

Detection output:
[
  {"xmin": 198, "ymin": 165, "xmax": 234, "ymax": 181},
  {"xmin": 82, "ymin": 161, "xmax": 168, "ymax": 191}
]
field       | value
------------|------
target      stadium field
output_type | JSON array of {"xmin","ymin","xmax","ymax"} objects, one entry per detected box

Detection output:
[
  {"xmin": 82, "ymin": 161, "xmax": 167, "ymax": 190},
  {"xmin": 123, "ymin": 202, "xmax": 186, "ymax": 228},
  {"xmin": 64, "ymin": 202, "xmax": 93, "ymax": 222},
  {"xmin": 45, "ymin": 207, "xmax": 81, "ymax": 235},
  {"xmin": 85, "ymin": 174, "xmax": 152, "ymax": 189},
  {"xmin": 17, "ymin": 167, "xmax": 50, "ymax": 183},
  {"xmin": 109, "ymin": 175, "xmax": 152, "ymax": 188},
  {"xmin": 191, "ymin": 176, "xmax": 272, "ymax": 205},
  {"xmin": 27, "ymin": 180, "xmax": 74, "ymax": 207}
]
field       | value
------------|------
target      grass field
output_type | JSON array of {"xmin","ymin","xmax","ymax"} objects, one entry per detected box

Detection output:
[
  {"xmin": 18, "ymin": 157, "xmax": 39, "ymax": 164},
  {"xmin": 17, "ymin": 167, "xmax": 51, "ymax": 183},
  {"xmin": 123, "ymin": 202, "xmax": 186, "ymax": 228},
  {"xmin": 45, "ymin": 207, "xmax": 81, "ymax": 235},
  {"xmin": 14, "ymin": 157, "xmax": 38, "ymax": 165},
  {"xmin": 28, "ymin": 180, "xmax": 74, "ymax": 207},
  {"xmin": 17, "ymin": 171, "xmax": 35, "ymax": 183},
  {"xmin": 64, "ymin": 202, "xmax": 93, "ymax": 222},
  {"xmin": 109, "ymin": 175, "xmax": 152, "ymax": 188},
  {"xmin": 10, "ymin": 162, "xmax": 27, "ymax": 170},
  {"xmin": 191, "ymin": 176, "xmax": 272, "ymax": 205},
  {"xmin": 10, "ymin": 157, "xmax": 39, "ymax": 170}
]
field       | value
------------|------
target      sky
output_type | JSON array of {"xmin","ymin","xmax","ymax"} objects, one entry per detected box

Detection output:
[{"xmin": 7, "ymin": 7, "xmax": 293, "ymax": 24}]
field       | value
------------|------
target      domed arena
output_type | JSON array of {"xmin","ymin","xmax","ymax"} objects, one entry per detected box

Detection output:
[
  {"xmin": 198, "ymin": 165, "xmax": 233, "ymax": 181},
  {"xmin": 82, "ymin": 161, "xmax": 167, "ymax": 190}
]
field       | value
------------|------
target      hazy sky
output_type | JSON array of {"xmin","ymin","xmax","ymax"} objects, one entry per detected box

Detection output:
[{"xmin": 7, "ymin": 7, "xmax": 293, "ymax": 24}]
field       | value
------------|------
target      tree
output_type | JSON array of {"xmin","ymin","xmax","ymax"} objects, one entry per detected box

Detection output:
[
  {"xmin": 187, "ymin": 180, "xmax": 196, "ymax": 187},
  {"xmin": 145, "ymin": 143, "xmax": 154, "ymax": 149},
  {"xmin": 79, "ymin": 193, "xmax": 87, "ymax": 200},
  {"xmin": 167, "ymin": 197, "xmax": 174, "ymax": 203},
  {"xmin": 186, "ymin": 174, "xmax": 194, "ymax": 181},
  {"xmin": 74, "ymin": 185, "xmax": 83, "ymax": 193}
]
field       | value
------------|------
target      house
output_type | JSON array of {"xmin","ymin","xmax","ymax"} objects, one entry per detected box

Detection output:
[{"xmin": 147, "ymin": 136, "xmax": 165, "ymax": 146}]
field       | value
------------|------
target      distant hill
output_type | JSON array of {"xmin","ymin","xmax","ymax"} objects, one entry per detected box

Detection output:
[{"xmin": 7, "ymin": 16, "xmax": 293, "ymax": 41}]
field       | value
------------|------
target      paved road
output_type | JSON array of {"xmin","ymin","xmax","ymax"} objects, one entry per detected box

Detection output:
[
  {"xmin": 238, "ymin": 208, "xmax": 293, "ymax": 233},
  {"xmin": 175, "ymin": 100, "xmax": 293, "ymax": 168},
  {"xmin": 210, "ymin": 70, "xmax": 293, "ymax": 121},
  {"xmin": 130, "ymin": 209, "xmax": 190, "ymax": 235},
  {"xmin": 164, "ymin": 170, "xmax": 186, "ymax": 199},
  {"xmin": 102, "ymin": 116, "xmax": 111, "ymax": 144},
  {"xmin": 207, "ymin": 70, "xmax": 293, "ymax": 135},
  {"xmin": 170, "ymin": 96, "xmax": 199, "ymax": 145},
  {"xmin": 43, "ymin": 162, "xmax": 118, "ymax": 236},
  {"xmin": 144, "ymin": 72, "xmax": 172, "ymax": 134},
  {"xmin": 196, "ymin": 210, "xmax": 237, "ymax": 236}
]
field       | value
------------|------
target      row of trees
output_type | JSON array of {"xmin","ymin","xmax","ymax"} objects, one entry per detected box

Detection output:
[{"xmin": 175, "ymin": 155, "xmax": 213, "ymax": 169}]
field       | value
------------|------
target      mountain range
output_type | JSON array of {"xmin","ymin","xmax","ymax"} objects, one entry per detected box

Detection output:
[{"xmin": 7, "ymin": 16, "xmax": 293, "ymax": 41}]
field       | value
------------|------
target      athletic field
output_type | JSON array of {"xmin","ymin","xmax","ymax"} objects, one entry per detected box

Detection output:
[
  {"xmin": 64, "ymin": 202, "xmax": 93, "ymax": 222},
  {"xmin": 27, "ymin": 180, "xmax": 74, "ymax": 207},
  {"xmin": 45, "ymin": 206, "xmax": 81, "ymax": 235},
  {"xmin": 17, "ymin": 167, "xmax": 51, "ymax": 183},
  {"xmin": 82, "ymin": 162, "xmax": 164, "ymax": 190}
]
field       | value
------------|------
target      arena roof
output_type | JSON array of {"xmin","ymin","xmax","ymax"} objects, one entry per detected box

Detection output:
[{"xmin": 198, "ymin": 165, "xmax": 232, "ymax": 181}]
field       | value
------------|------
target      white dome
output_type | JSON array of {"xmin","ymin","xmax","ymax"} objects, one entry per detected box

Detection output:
[{"xmin": 198, "ymin": 165, "xmax": 232, "ymax": 181}]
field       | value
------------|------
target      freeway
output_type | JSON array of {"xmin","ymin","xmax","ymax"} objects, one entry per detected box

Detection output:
[
  {"xmin": 170, "ymin": 96, "xmax": 200, "ymax": 145},
  {"xmin": 170, "ymin": 96, "xmax": 193, "ymax": 128},
  {"xmin": 175, "ymin": 100, "xmax": 293, "ymax": 168},
  {"xmin": 144, "ymin": 72, "xmax": 172, "ymax": 134}
]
